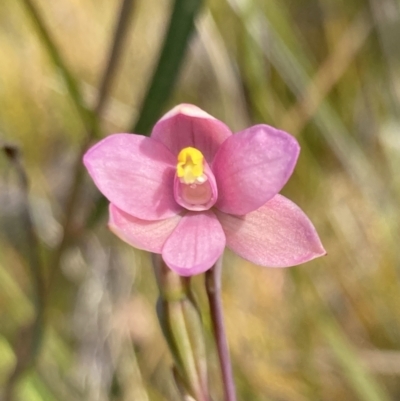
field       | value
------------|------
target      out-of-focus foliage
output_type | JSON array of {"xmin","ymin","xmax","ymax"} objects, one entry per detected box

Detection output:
[{"xmin": 1, "ymin": 0, "xmax": 400, "ymax": 400}]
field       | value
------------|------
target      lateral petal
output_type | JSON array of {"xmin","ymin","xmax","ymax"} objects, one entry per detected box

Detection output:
[
  {"xmin": 213, "ymin": 125, "xmax": 300, "ymax": 215},
  {"xmin": 215, "ymin": 195, "xmax": 326, "ymax": 267},
  {"xmin": 108, "ymin": 204, "xmax": 182, "ymax": 253},
  {"xmin": 83, "ymin": 133, "xmax": 182, "ymax": 220}
]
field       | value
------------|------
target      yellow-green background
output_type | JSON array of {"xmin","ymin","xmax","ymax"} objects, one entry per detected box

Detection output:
[{"xmin": 1, "ymin": 0, "xmax": 400, "ymax": 400}]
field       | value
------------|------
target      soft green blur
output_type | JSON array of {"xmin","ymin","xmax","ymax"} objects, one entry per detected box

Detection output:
[{"xmin": 1, "ymin": 0, "xmax": 400, "ymax": 400}]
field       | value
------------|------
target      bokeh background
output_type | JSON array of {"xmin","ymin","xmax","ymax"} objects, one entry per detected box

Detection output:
[{"xmin": 1, "ymin": 0, "xmax": 400, "ymax": 400}]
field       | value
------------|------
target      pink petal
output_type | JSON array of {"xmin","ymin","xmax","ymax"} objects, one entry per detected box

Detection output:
[
  {"xmin": 83, "ymin": 133, "xmax": 182, "ymax": 220},
  {"xmin": 162, "ymin": 210, "xmax": 226, "ymax": 276},
  {"xmin": 108, "ymin": 203, "xmax": 182, "ymax": 253},
  {"xmin": 213, "ymin": 124, "xmax": 300, "ymax": 215},
  {"xmin": 151, "ymin": 104, "xmax": 232, "ymax": 162},
  {"xmin": 215, "ymin": 195, "xmax": 326, "ymax": 267}
]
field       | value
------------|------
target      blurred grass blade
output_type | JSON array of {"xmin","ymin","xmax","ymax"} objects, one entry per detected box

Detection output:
[
  {"xmin": 132, "ymin": 0, "xmax": 203, "ymax": 134},
  {"xmin": 292, "ymin": 270, "xmax": 392, "ymax": 401},
  {"xmin": 320, "ymin": 317, "xmax": 391, "ymax": 401},
  {"xmin": 20, "ymin": 0, "xmax": 99, "ymax": 136},
  {"xmin": 48, "ymin": 0, "xmax": 136, "ymax": 296},
  {"xmin": 2, "ymin": 144, "xmax": 46, "ymax": 401},
  {"xmin": 95, "ymin": 0, "xmax": 136, "ymax": 117},
  {"xmin": 229, "ymin": 1, "xmax": 396, "ymax": 216},
  {"xmin": 368, "ymin": 0, "xmax": 400, "ymax": 117}
]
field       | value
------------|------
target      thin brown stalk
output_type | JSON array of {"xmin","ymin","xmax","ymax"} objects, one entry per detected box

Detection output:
[{"xmin": 48, "ymin": 0, "xmax": 136, "ymax": 293}]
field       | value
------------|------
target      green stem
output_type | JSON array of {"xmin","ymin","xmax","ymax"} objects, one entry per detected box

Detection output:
[
  {"xmin": 132, "ymin": 0, "xmax": 203, "ymax": 134},
  {"xmin": 153, "ymin": 255, "xmax": 210, "ymax": 401}
]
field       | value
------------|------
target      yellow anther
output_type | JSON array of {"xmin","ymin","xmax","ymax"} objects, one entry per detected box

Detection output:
[{"xmin": 177, "ymin": 147, "xmax": 205, "ymax": 184}]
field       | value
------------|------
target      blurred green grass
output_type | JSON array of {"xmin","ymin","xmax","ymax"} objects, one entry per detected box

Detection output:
[{"xmin": 1, "ymin": 0, "xmax": 400, "ymax": 400}]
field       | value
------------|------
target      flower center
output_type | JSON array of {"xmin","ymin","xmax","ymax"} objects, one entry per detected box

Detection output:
[
  {"xmin": 174, "ymin": 147, "xmax": 218, "ymax": 211},
  {"xmin": 176, "ymin": 147, "xmax": 206, "ymax": 184}
]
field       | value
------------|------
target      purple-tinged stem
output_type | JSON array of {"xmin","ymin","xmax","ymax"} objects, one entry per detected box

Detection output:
[{"xmin": 205, "ymin": 258, "xmax": 236, "ymax": 401}]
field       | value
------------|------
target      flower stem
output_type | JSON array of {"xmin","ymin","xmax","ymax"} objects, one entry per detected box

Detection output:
[
  {"xmin": 205, "ymin": 258, "xmax": 236, "ymax": 401},
  {"xmin": 152, "ymin": 255, "xmax": 210, "ymax": 401}
]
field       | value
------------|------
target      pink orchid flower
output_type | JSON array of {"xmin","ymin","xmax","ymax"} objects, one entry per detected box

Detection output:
[{"xmin": 83, "ymin": 104, "xmax": 325, "ymax": 276}]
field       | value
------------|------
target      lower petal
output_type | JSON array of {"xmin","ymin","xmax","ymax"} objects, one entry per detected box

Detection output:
[
  {"xmin": 215, "ymin": 195, "xmax": 326, "ymax": 267},
  {"xmin": 162, "ymin": 210, "xmax": 226, "ymax": 276},
  {"xmin": 109, "ymin": 204, "xmax": 181, "ymax": 253}
]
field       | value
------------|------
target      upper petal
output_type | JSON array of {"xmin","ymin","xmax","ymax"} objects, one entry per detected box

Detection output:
[
  {"xmin": 108, "ymin": 203, "xmax": 182, "ymax": 253},
  {"xmin": 151, "ymin": 104, "xmax": 232, "ymax": 162},
  {"xmin": 83, "ymin": 133, "xmax": 182, "ymax": 220},
  {"xmin": 215, "ymin": 195, "xmax": 326, "ymax": 267},
  {"xmin": 213, "ymin": 124, "xmax": 300, "ymax": 215},
  {"xmin": 162, "ymin": 210, "xmax": 226, "ymax": 276}
]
